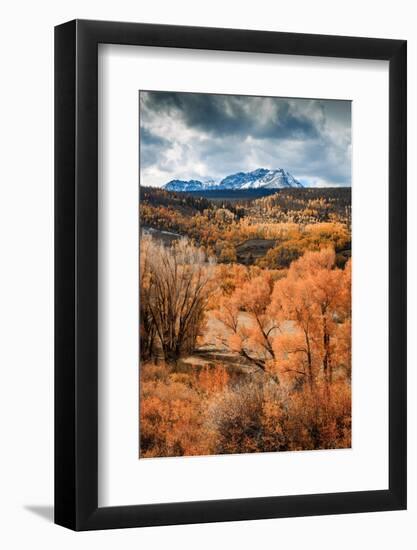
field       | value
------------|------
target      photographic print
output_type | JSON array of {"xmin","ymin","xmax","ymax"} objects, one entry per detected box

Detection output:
[{"xmin": 139, "ymin": 91, "xmax": 352, "ymax": 459}]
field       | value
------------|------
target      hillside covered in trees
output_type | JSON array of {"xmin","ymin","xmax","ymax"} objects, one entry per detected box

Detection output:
[{"xmin": 140, "ymin": 186, "xmax": 351, "ymax": 268}]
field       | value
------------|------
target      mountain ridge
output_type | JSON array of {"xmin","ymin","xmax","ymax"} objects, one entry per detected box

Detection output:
[{"xmin": 163, "ymin": 168, "xmax": 303, "ymax": 192}]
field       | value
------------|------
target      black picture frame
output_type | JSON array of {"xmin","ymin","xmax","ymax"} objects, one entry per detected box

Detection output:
[{"xmin": 55, "ymin": 19, "xmax": 407, "ymax": 531}]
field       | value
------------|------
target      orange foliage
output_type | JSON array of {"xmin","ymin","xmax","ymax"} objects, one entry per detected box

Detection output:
[
  {"xmin": 140, "ymin": 375, "xmax": 210, "ymax": 457},
  {"xmin": 140, "ymin": 247, "xmax": 351, "ymax": 458},
  {"xmin": 198, "ymin": 365, "xmax": 229, "ymax": 393}
]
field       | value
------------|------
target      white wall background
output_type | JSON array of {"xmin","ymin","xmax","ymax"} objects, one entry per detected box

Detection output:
[{"xmin": 0, "ymin": 1, "xmax": 415, "ymax": 548}]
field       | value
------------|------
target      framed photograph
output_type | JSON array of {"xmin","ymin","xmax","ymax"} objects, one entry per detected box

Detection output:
[{"xmin": 55, "ymin": 19, "xmax": 406, "ymax": 530}]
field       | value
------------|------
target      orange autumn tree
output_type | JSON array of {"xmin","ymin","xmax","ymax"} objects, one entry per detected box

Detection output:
[
  {"xmin": 214, "ymin": 272, "xmax": 281, "ymax": 383},
  {"xmin": 269, "ymin": 274, "xmax": 321, "ymax": 390},
  {"xmin": 270, "ymin": 249, "xmax": 351, "ymax": 390},
  {"xmin": 215, "ymin": 248, "xmax": 351, "ymax": 391}
]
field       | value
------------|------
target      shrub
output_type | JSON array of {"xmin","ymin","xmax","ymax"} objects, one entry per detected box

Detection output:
[{"xmin": 206, "ymin": 379, "xmax": 351, "ymax": 454}]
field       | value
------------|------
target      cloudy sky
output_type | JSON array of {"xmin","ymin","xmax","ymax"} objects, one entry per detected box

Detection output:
[{"xmin": 139, "ymin": 91, "xmax": 351, "ymax": 188}]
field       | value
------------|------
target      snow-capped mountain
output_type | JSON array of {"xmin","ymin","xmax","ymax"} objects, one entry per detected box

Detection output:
[
  {"xmin": 163, "ymin": 168, "xmax": 303, "ymax": 191},
  {"xmin": 163, "ymin": 179, "xmax": 215, "ymax": 192}
]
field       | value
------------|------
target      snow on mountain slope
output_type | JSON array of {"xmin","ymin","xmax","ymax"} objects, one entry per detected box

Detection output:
[
  {"xmin": 163, "ymin": 168, "xmax": 303, "ymax": 191},
  {"xmin": 243, "ymin": 168, "xmax": 304, "ymax": 189},
  {"xmin": 163, "ymin": 179, "xmax": 213, "ymax": 191}
]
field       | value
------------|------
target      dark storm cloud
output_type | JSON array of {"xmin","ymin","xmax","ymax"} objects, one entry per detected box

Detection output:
[
  {"xmin": 141, "ymin": 91, "xmax": 320, "ymax": 140},
  {"xmin": 140, "ymin": 127, "xmax": 171, "ymax": 168},
  {"xmin": 139, "ymin": 91, "xmax": 351, "ymax": 188},
  {"xmin": 140, "ymin": 126, "xmax": 168, "ymax": 147}
]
